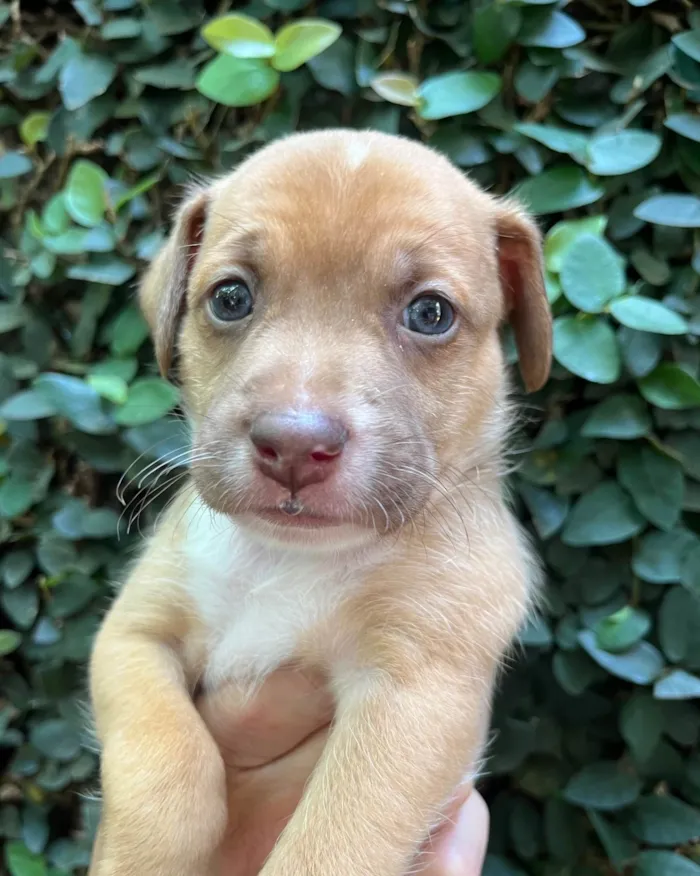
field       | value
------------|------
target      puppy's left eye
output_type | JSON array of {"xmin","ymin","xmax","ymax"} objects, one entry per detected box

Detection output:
[
  {"xmin": 209, "ymin": 281, "xmax": 253, "ymax": 322},
  {"xmin": 403, "ymin": 294, "xmax": 455, "ymax": 336}
]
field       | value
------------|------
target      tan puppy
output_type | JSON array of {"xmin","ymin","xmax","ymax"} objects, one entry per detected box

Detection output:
[{"xmin": 88, "ymin": 129, "xmax": 551, "ymax": 876}]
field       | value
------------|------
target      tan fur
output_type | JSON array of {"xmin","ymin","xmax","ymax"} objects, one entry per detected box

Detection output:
[{"xmin": 88, "ymin": 129, "xmax": 551, "ymax": 876}]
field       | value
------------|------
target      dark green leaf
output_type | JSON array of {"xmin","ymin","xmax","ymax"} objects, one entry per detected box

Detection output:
[
  {"xmin": 563, "ymin": 481, "xmax": 645, "ymax": 546},
  {"xmin": 630, "ymin": 795, "xmax": 700, "ymax": 845},
  {"xmin": 514, "ymin": 166, "xmax": 605, "ymax": 215},
  {"xmin": 618, "ymin": 446, "xmax": 684, "ymax": 530},
  {"xmin": 635, "ymin": 852, "xmax": 700, "ymax": 876},
  {"xmin": 581, "ymin": 394, "xmax": 651, "ymax": 439},
  {"xmin": 639, "ymin": 364, "xmax": 700, "ymax": 410},
  {"xmin": 563, "ymin": 761, "xmax": 642, "ymax": 811}
]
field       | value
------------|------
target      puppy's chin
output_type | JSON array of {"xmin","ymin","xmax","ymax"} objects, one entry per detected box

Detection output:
[{"xmin": 235, "ymin": 512, "xmax": 380, "ymax": 553}]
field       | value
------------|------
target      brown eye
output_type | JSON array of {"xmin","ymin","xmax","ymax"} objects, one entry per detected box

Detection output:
[
  {"xmin": 209, "ymin": 282, "xmax": 253, "ymax": 322},
  {"xmin": 403, "ymin": 294, "xmax": 454, "ymax": 335}
]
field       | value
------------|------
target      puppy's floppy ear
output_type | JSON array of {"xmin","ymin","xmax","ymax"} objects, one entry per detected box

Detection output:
[
  {"xmin": 495, "ymin": 200, "xmax": 552, "ymax": 393},
  {"xmin": 139, "ymin": 184, "xmax": 210, "ymax": 377}
]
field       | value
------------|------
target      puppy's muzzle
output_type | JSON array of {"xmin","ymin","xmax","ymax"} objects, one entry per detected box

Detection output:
[{"xmin": 250, "ymin": 410, "xmax": 348, "ymax": 493}]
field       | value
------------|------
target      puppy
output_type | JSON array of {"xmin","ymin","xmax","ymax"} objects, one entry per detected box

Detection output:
[{"xmin": 88, "ymin": 129, "xmax": 551, "ymax": 876}]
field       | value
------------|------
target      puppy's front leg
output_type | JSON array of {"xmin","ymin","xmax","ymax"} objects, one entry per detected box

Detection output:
[
  {"xmin": 88, "ymin": 565, "xmax": 226, "ymax": 876},
  {"xmin": 260, "ymin": 658, "xmax": 494, "ymax": 876}
]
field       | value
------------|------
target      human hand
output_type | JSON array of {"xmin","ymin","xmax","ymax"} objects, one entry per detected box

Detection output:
[{"xmin": 198, "ymin": 667, "xmax": 489, "ymax": 876}]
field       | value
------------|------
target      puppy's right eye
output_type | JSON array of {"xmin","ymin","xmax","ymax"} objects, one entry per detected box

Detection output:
[{"xmin": 208, "ymin": 282, "xmax": 254, "ymax": 322}]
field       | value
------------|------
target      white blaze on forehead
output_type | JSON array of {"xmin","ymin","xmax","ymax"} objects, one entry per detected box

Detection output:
[{"xmin": 344, "ymin": 137, "xmax": 372, "ymax": 171}]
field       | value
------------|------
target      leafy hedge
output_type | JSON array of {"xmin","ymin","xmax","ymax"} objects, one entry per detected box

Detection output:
[{"xmin": 1, "ymin": 0, "xmax": 700, "ymax": 874}]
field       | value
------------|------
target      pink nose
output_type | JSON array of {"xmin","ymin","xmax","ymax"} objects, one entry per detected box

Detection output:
[{"xmin": 250, "ymin": 411, "xmax": 348, "ymax": 492}]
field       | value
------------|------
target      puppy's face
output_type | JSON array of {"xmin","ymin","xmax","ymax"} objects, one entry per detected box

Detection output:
[{"xmin": 141, "ymin": 131, "xmax": 551, "ymax": 549}]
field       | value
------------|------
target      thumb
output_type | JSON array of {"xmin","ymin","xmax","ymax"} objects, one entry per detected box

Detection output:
[{"xmin": 420, "ymin": 791, "xmax": 490, "ymax": 876}]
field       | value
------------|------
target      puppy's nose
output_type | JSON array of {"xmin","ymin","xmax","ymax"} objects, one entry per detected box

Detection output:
[{"xmin": 250, "ymin": 411, "xmax": 348, "ymax": 491}]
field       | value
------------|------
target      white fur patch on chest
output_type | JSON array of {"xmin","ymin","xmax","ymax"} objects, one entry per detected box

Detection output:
[{"xmin": 181, "ymin": 501, "xmax": 372, "ymax": 690}]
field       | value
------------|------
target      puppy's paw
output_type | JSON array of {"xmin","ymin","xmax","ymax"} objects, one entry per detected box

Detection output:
[{"xmin": 94, "ymin": 731, "xmax": 226, "ymax": 876}]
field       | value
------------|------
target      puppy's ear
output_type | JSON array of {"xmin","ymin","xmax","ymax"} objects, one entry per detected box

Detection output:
[
  {"xmin": 139, "ymin": 185, "xmax": 210, "ymax": 377},
  {"xmin": 495, "ymin": 200, "xmax": 552, "ymax": 393}
]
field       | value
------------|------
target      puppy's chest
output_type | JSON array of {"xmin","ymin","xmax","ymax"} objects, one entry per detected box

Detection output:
[{"xmin": 182, "ymin": 513, "xmax": 365, "ymax": 688}]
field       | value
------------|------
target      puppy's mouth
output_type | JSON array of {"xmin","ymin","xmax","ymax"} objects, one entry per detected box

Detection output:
[{"xmin": 253, "ymin": 505, "xmax": 344, "ymax": 529}]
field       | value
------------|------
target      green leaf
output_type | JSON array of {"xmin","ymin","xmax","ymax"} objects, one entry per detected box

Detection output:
[
  {"xmin": 559, "ymin": 234, "xmax": 625, "ymax": 313},
  {"xmin": 87, "ymin": 374, "xmax": 128, "ymax": 405},
  {"xmin": 543, "ymin": 215, "xmax": 607, "ymax": 274},
  {"xmin": 639, "ymin": 364, "xmax": 700, "ymax": 410},
  {"xmin": 552, "ymin": 316, "xmax": 621, "ymax": 384},
  {"xmin": 563, "ymin": 762, "xmax": 642, "ymax": 811},
  {"xmin": 595, "ymin": 607, "xmax": 651, "ymax": 653},
  {"xmin": 588, "ymin": 811, "xmax": 637, "ymax": 872},
  {"xmin": 417, "ymin": 72, "xmax": 502, "ymax": 121},
  {"xmin": 636, "ymin": 852, "xmax": 700, "ymax": 876},
  {"xmin": 133, "ymin": 62, "xmax": 196, "ymax": 90},
  {"xmin": 578, "ymin": 629, "xmax": 665, "ymax": 685},
  {"xmin": 610, "ymin": 296, "xmax": 688, "ymax": 335},
  {"xmin": 629, "ymin": 795, "xmax": 700, "ymax": 846},
  {"xmin": 370, "ymin": 73, "xmax": 419, "ymax": 107},
  {"xmin": 514, "ymin": 166, "xmax": 605, "ymax": 215},
  {"xmin": 66, "ymin": 257, "xmax": 135, "ymax": 285},
  {"xmin": 0, "ymin": 630, "xmax": 22, "ymax": 656},
  {"xmin": 519, "ymin": 10, "xmax": 585, "ymax": 48},
  {"xmin": 196, "ymin": 55, "xmax": 280, "ymax": 107},
  {"xmin": 654, "ymin": 670, "xmax": 700, "ymax": 700},
  {"xmin": 618, "ymin": 446, "xmax": 684, "ymax": 531},
  {"xmin": 634, "ymin": 194, "xmax": 700, "ymax": 228},
  {"xmin": 620, "ymin": 693, "xmax": 665, "ymax": 762},
  {"xmin": 19, "ymin": 112, "xmax": 50, "ymax": 147},
  {"xmin": 64, "ymin": 160, "xmax": 108, "ymax": 228},
  {"xmin": 59, "ymin": 54, "xmax": 117, "ymax": 111},
  {"xmin": 473, "ymin": 4, "xmax": 521, "ymax": 64},
  {"xmin": 114, "ymin": 378, "xmax": 180, "ymax": 426},
  {"xmin": 513, "ymin": 123, "xmax": 589, "ymax": 157},
  {"xmin": 272, "ymin": 19, "xmax": 342, "ymax": 72},
  {"xmin": 34, "ymin": 373, "xmax": 114, "ymax": 435},
  {"xmin": 0, "ymin": 151, "xmax": 33, "ymax": 179},
  {"xmin": 633, "ymin": 529, "xmax": 696, "ymax": 584},
  {"xmin": 672, "ymin": 30, "xmax": 700, "ymax": 64},
  {"xmin": 5, "ymin": 841, "xmax": 47, "ymax": 876},
  {"xmin": 201, "ymin": 13, "xmax": 276, "ymax": 59},
  {"xmin": 0, "ymin": 390, "xmax": 58, "ymax": 421},
  {"xmin": 100, "ymin": 18, "xmax": 141, "ymax": 39},
  {"xmin": 29, "ymin": 718, "xmax": 81, "ymax": 761},
  {"xmin": 586, "ymin": 131, "xmax": 662, "ymax": 176},
  {"xmin": 562, "ymin": 481, "xmax": 645, "ymax": 546},
  {"xmin": 581, "ymin": 394, "xmax": 651, "ymax": 439},
  {"xmin": 665, "ymin": 112, "xmax": 700, "ymax": 143},
  {"xmin": 518, "ymin": 482, "xmax": 569, "ymax": 539}
]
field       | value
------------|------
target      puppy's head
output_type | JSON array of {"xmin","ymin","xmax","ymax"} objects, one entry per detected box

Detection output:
[{"xmin": 141, "ymin": 130, "xmax": 551, "ymax": 549}]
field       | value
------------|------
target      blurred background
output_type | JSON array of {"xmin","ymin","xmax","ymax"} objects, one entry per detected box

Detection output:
[{"xmin": 1, "ymin": 1, "xmax": 700, "ymax": 874}]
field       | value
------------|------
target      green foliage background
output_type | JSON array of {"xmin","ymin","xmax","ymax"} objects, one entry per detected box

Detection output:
[{"xmin": 1, "ymin": 0, "xmax": 700, "ymax": 873}]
